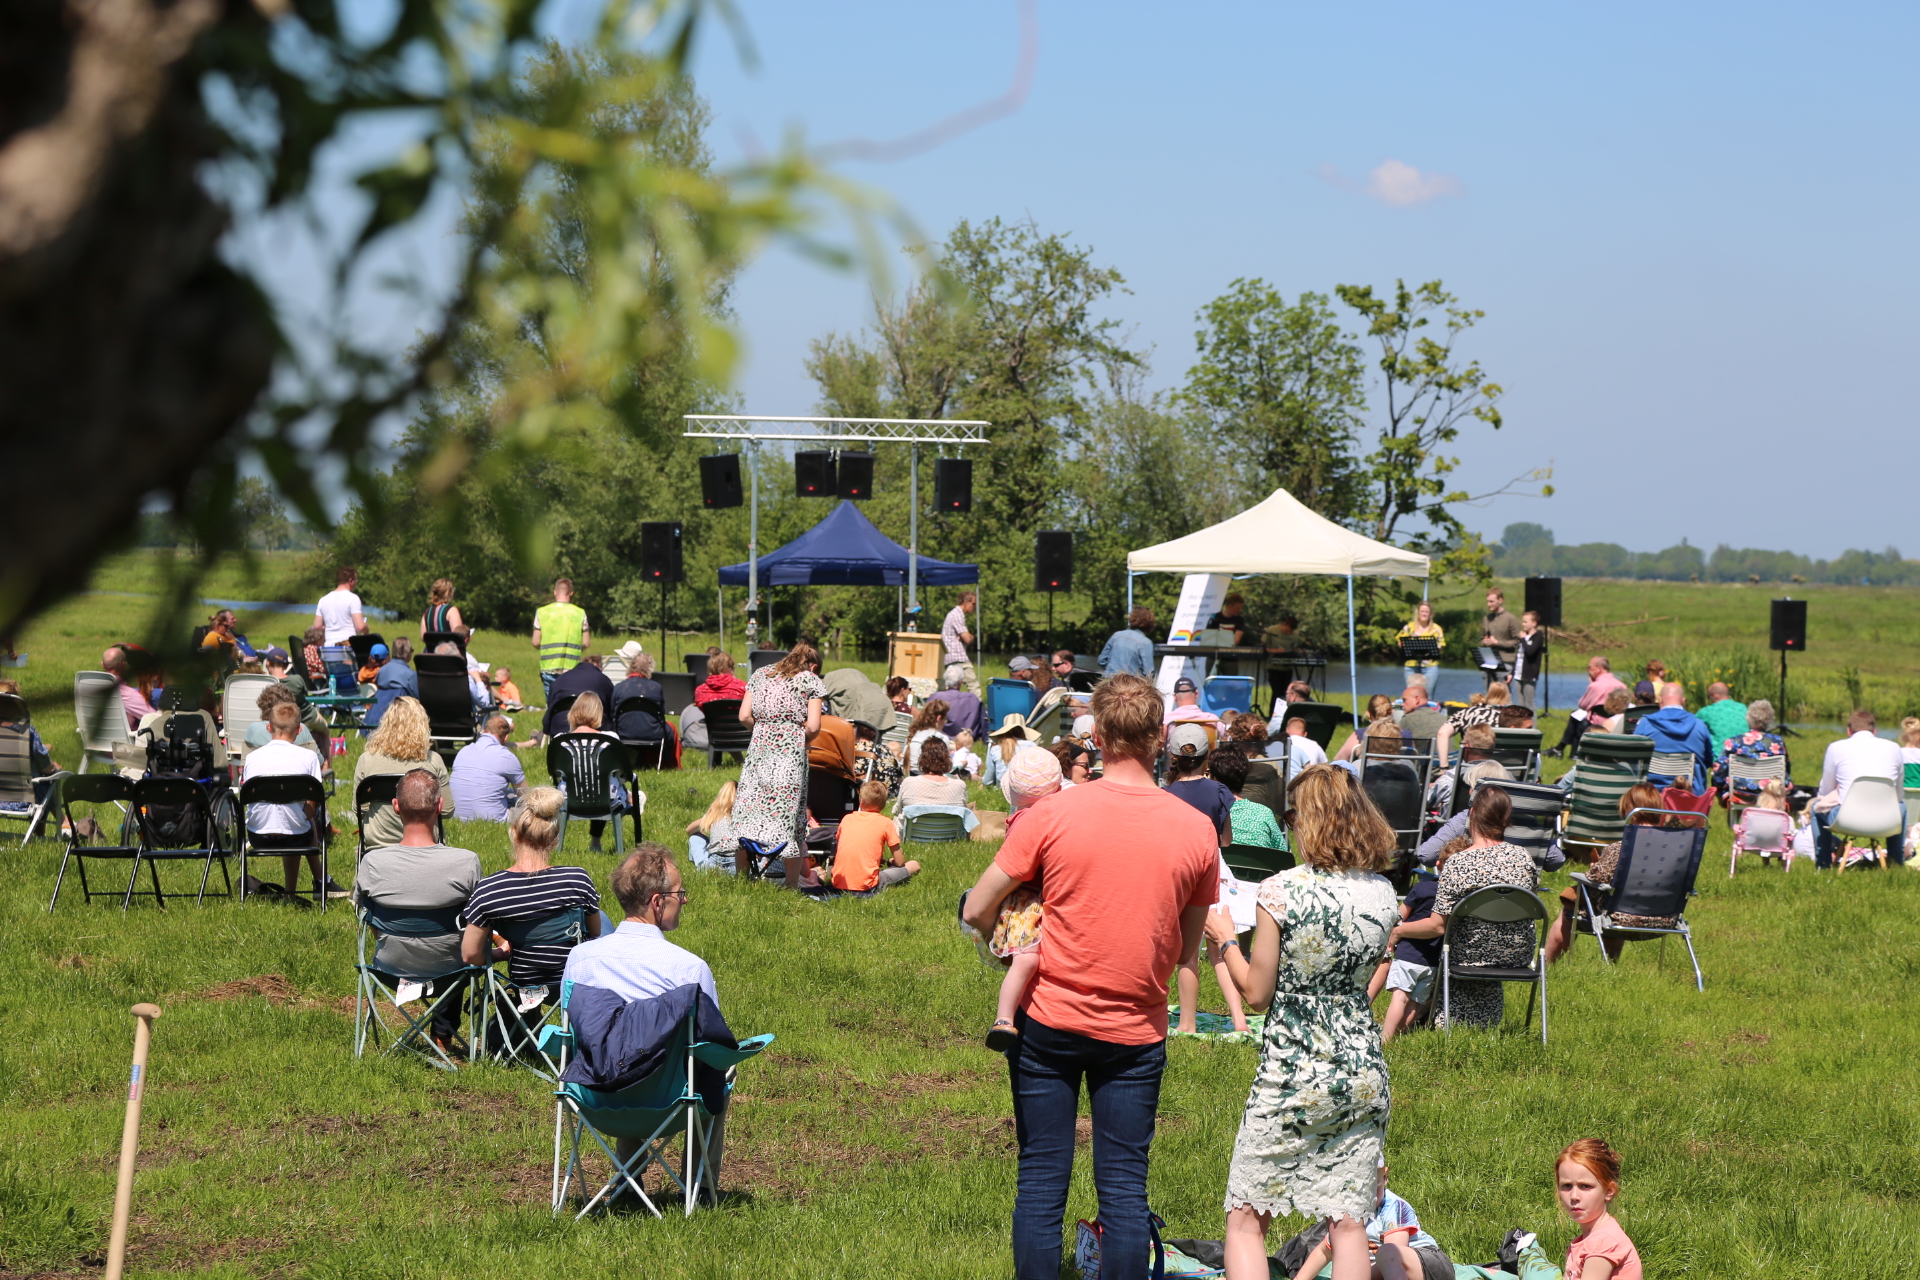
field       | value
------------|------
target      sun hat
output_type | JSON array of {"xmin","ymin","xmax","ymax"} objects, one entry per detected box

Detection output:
[
  {"xmin": 1004, "ymin": 748, "xmax": 1064, "ymax": 808},
  {"xmin": 989, "ymin": 713, "xmax": 1040, "ymax": 742},
  {"xmin": 1008, "ymin": 656, "xmax": 1036, "ymax": 673},
  {"xmin": 617, "ymin": 640, "xmax": 645, "ymax": 661},
  {"xmin": 1173, "ymin": 676, "xmax": 1197, "ymax": 694},
  {"xmin": 1071, "ymin": 713, "xmax": 1095, "ymax": 739},
  {"xmin": 1168, "ymin": 723, "xmax": 1211, "ymax": 758}
]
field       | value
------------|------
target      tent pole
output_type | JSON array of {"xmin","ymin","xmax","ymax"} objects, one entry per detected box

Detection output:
[
  {"xmin": 907, "ymin": 445, "xmax": 920, "ymax": 618},
  {"xmin": 1347, "ymin": 574, "xmax": 1358, "ymax": 725},
  {"xmin": 897, "ymin": 585, "xmax": 903, "ymax": 633},
  {"xmin": 1126, "ymin": 571, "xmax": 1134, "ymax": 615},
  {"xmin": 746, "ymin": 445, "xmax": 760, "ymax": 648}
]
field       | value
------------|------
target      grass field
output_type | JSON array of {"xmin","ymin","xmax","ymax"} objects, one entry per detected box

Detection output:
[{"xmin": 7, "ymin": 565, "xmax": 1920, "ymax": 1277}]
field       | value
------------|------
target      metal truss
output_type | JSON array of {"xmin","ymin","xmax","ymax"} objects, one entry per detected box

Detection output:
[{"xmin": 682, "ymin": 414, "xmax": 989, "ymax": 445}]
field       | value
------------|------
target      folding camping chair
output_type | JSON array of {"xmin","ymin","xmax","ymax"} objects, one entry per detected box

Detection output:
[
  {"xmin": 415, "ymin": 653, "xmax": 478, "ymax": 763},
  {"xmin": 1729, "ymin": 805, "xmax": 1793, "ymax": 876},
  {"xmin": 614, "ymin": 694, "xmax": 672, "ymax": 771},
  {"xmin": 1621, "ymin": 704, "xmax": 1658, "ymax": 734},
  {"xmin": 1490, "ymin": 728, "xmax": 1544, "ymax": 783},
  {"xmin": 549, "ymin": 992, "xmax": 773, "ymax": 1218},
  {"xmin": 353, "ymin": 902, "xmax": 486, "ymax": 1070},
  {"xmin": 1569, "ymin": 807, "xmax": 1706, "ymax": 989},
  {"xmin": 1441, "ymin": 884, "xmax": 1550, "ymax": 1043},
  {"xmin": 548, "ymin": 733, "xmax": 638, "ymax": 854},
  {"xmin": 1659, "ymin": 785, "xmax": 1716, "ymax": 828},
  {"xmin": 47, "ymin": 773, "xmax": 141, "ymax": 911},
  {"xmin": 128, "ymin": 776, "xmax": 234, "ymax": 907},
  {"xmin": 1646, "ymin": 751, "xmax": 1702, "ymax": 791},
  {"xmin": 1481, "ymin": 779, "xmax": 1567, "ymax": 869},
  {"xmin": 1284, "ymin": 702, "xmax": 1345, "ymax": 750},
  {"xmin": 1202, "ymin": 676, "xmax": 1255, "ymax": 717},
  {"xmin": 237, "ymin": 774, "xmax": 331, "ymax": 910},
  {"xmin": 73, "ymin": 672, "xmax": 132, "ymax": 773},
  {"xmin": 473, "ymin": 906, "xmax": 589, "ymax": 1081},
  {"xmin": 901, "ymin": 809, "xmax": 969, "ymax": 843},
  {"xmin": 985, "ymin": 679, "xmax": 1037, "ymax": 733},
  {"xmin": 220, "ymin": 674, "xmax": 277, "ymax": 756},
  {"xmin": 1561, "ymin": 733, "xmax": 1653, "ymax": 863},
  {"xmin": 1724, "ymin": 753, "xmax": 1789, "ymax": 829},
  {"xmin": 701, "ymin": 699, "xmax": 751, "ymax": 768},
  {"xmin": 0, "ymin": 725, "xmax": 63, "ymax": 845},
  {"xmin": 1360, "ymin": 753, "xmax": 1425, "ymax": 880}
]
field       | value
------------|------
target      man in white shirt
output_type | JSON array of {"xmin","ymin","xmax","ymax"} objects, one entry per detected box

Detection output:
[
  {"xmin": 1813, "ymin": 709, "xmax": 1906, "ymax": 868},
  {"xmin": 314, "ymin": 566, "xmax": 368, "ymax": 645},
  {"xmin": 563, "ymin": 845, "xmax": 726, "ymax": 1179},
  {"xmin": 940, "ymin": 591, "xmax": 977, "ymax": 695},
  {"xmin": 241, "ymin": 703, "xmax": 336, "ymax": 898},
  {"xmin": 1273, "ymin": 715, "xmax": 1329, "ymax": 772}
]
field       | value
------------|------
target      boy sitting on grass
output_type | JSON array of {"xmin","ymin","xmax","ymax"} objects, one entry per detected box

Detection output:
[
  {"xmin": 830, "ymin": 781, "xmax": 921, "ymax": 895},
  {"xmin": 1290, "ymin": 1159, "xmax": 1454, "ymax": 1280}
]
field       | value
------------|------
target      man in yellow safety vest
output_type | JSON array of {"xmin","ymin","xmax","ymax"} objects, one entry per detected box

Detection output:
[{"xmin": 532, "ymin": 578, "xmax": 590, "ymax": 699}]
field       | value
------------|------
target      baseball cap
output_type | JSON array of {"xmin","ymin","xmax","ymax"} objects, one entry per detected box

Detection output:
[
  {"xmin": 262, "ymin": 646, "xmax": 291, "ymax": 666},
  {"xmin": 1173, "ymin": 676, "xmax": 1197, "ymax": 694},
  {"xmin": 1008, "ymin": 656, "xmax": 1036, "ymax": 673},
  {"xmin": 370, "ymin": 643, "xmax": 390, "ymax": 659},
  {"xmin": 1168, "ymin": 723, "xmax": 1211, "ymax": 758}
]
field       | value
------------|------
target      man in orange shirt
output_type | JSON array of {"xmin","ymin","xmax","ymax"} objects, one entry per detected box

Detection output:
[
  {"xmin": 963, "ymin": 673, "xmax": 1217, "ymax": 1280},
  {"xmin": 830, "ymin": 781, "xmax": 920, "ymax": 894}
]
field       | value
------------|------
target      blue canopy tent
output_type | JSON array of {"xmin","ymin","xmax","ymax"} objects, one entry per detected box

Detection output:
[{"xmin": 719, "ymin": 501, "xmax": 978, "ymax": 587}]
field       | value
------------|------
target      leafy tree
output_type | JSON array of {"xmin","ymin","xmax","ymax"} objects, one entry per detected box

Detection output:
[
  {"xmin": 235, "ymin": 477, "xmax": 293, "ymax": 551},
  {"xmin": 1335, "ymin": 280, "xmax": 1549, "ymax": 579},
  {"xmin": 1180, "ymin": 281, "xmax": 1365, "ymax": 518}
]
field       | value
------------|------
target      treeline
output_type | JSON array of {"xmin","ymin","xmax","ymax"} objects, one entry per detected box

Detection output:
[
  {"xmin": 1493, "ymin": 523, "xmax": 1920, "ymax": 586},
  {"xmin": 325, "ymin": 54, "xmax": 1547, "ymax": 658}
]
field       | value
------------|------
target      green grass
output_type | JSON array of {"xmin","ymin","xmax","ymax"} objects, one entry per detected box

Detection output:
[{"xmin": 8, "ymin": 576, "xmax": 1920, "ymax": 1277}]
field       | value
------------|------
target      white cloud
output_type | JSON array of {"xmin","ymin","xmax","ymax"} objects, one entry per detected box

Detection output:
[{"xmin": 1316, "ymin": 159, "xmax": 1464, "ymax": 207}]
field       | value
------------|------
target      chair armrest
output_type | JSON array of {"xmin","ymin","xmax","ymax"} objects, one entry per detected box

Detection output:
[
  {"xmin": 1568, "ymin": 872, "xmax": 1591, "ymax": 885},
  {"xmin": 535, "ymin": 1025, "xmax": 574, "ymax": 1056},
  {"xmin": 693, "ymin": 1033, "xmax": 775, "ymax": 1069}
]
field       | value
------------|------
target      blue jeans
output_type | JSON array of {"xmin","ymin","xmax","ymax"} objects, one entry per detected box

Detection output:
[
  {"xmin": 1007, "ymin": 1011, "xmax": 1166, "ymax": 1280},
  {"xmin": 1813, "ymin": 801, "xmax": 1906, "ymax": 868},
  {"xmin": 539, "ymin": 670, "xmax": 558, "ymax": 699}
]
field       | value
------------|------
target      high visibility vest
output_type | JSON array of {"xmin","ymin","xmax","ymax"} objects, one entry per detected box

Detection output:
[{"xmin": 535, "ymin": 602, "xmax": 587, "ymax": 672}]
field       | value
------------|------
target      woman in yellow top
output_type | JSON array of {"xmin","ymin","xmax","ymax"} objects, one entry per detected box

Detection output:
[{"xmin": 1396, "ymin": 601, "xmax": 1445, "ymax": 685}]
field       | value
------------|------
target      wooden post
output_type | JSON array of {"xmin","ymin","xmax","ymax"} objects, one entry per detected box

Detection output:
[{"xmin": 104, "ymin": 1003, "xmax": 162, "ymax": 1280}]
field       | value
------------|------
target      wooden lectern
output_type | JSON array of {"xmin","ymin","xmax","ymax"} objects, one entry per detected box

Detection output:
[{"xmin": 887, "ymin": 631, "xmax": 943, "ymax": 681}]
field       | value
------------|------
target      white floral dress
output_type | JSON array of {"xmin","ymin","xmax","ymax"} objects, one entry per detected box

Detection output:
[
  {"xmin": 1224, "ymin": 864, "xmax": 1398, "ymax": 1222},
  {"xmin": 730, "ymin": 668, "xmax": 825, "ymax": 858}
]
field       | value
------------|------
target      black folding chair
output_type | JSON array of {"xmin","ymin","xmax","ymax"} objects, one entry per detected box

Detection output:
[
  {"xmin": 1569, "ymin": 808, "xmax": 1707, "ymax": 991},
  {"xmin": 354, "ymin": 773, "xmax": 445, "ymax": 856},
  {"xmin": 1221, "ymin": 843, "xmax": 1295, "ymax": 881},
  {"xmin": 1441, "ymin": 884, "xmax": 1550, "ymax": 1043},
  {"xmin": 1360, "ymin": 758, "xmax": 1425, "ymax": 886},
  {"xmin": 238, "ymin": 774, "xmax": 331, "ymax": 910},
  {"xmin": 547, "ymin": 734, "xmax": 637, "ymax": 853},
  {"xmin": 129, "ymin": 776, "xmax": 234, "ymax": 908},
  {"xmin": 614, "ymin": 694, "xmax": 671, "ymax": 770},
  {"xmin": 47, "ymin": 774, "xmax": 141, "ymax": 912},
  {"xmin": 415, "ymin": 654, "xmax": 478, "ymax": 762},
  {"xmin": 702, "ymin": 698, "xmax": 751, "ymax": 767}
]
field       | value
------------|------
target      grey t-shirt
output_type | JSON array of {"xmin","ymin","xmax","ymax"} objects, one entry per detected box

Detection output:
[
  {"xmin": 1399, "ymin": 706, "xmax": 1447, "ymax": 742},
  {"xmin": 354, "ymin": 842, "xmax": 482, "ymax": 976}
]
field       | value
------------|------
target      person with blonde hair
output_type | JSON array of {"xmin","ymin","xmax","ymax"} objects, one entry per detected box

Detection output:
[
  {"xmin": 459, "ymin": 786, "xmax": 602, "ymax": 1051},
  {"xmin": 1203, "ymin": 764, "xmax": 1399, "ymax": 1280},
  {"xmin": 560, "ymin": 691, "xmax": 633, "ymax": 853},
  {"xmin": 421, "ymin": 578, "xmax": 464, "ymax": 636},
  {"xmin": 1335, "ymin": 694, "xmax": 1397, "ymax": 763},
  {"xmin": 732, "ymin": 643, "xmax": 826, "ymax": 890},
  {"xmin": 353, "ymin": 696, "xmax": 453, "ymax": 847},
  {"xmin": 686, "ymin": 780, "xmax": 740, "ymax": 872}
]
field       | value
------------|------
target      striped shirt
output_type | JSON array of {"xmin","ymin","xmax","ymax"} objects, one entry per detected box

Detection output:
[{"xmin": 458, "ymin": 866, "xmax": 600, "ymax": 985}]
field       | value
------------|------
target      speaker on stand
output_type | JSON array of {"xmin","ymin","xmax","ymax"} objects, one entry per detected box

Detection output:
[
  {"xmin": 1524, "ymin": 576, "xmax": 1563, "ymax": 714},
  {"xmin": 1035, "ymin": 531, "xmax": 1072, "ymax": 652},
  {"xmin": 1771, "ymin": 598, "xmax": 1806, "ymax": 734},
  {"xmin": 934, "ymin": 458, "xmax": 972, "ymax": 513},
  {"xmin": 640, "ymin": 522, "xmax": 684, "ymax": 661}
]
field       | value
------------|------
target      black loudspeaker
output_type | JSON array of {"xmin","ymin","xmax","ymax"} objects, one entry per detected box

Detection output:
[
  {"xmin": 1035, "ymin": 531, "xmax": 1073, "ymax": 592},
  {"xmin": 934, "ymin": 457, "xmax": 972, "ymax": 513},
  {"xmin": 698, "ymin": 454, "xmax": 743, "ymax": 509},
  {"xmin": 1524, "ymin": 576, "xmax": 1562, "ymax": 629},
  {"xmin": 639, "ymin": 522, "xmax": 683, "ymax": 583},
  {"xmin": 795, "ymin": 451, "xmax": 835, "ymax": 498},
  {"xmin": 1770, "ymin": 599, "xmax": 1806, "ymax": 652},
  {"xmin": 836, "ymin": 452, "xmax": 873, "ymax": 500}
]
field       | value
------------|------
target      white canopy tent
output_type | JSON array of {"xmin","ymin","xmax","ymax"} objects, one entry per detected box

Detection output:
[{"xmin": 1126, "ymin": 487, "xmax": 1431, "ymax": 716}]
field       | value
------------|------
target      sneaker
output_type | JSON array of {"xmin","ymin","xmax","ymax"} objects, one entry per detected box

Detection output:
[{"xmin": 324, "ymin": 877, "xmax": 350, "ymax": 900}]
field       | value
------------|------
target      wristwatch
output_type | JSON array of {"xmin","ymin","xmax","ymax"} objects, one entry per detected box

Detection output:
[{"xmin": 1218, "ymin": 937, "xmax": 1241, "ymax": 954}]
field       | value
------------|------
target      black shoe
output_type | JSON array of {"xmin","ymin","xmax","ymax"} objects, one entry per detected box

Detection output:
[
  {"xmin": 589, "ymin": 839, "xmax": 604, "ymax": 854},
  {"xmin": 985, "ymin": 1021, "xmax": 1020, "ymax": 1053}
]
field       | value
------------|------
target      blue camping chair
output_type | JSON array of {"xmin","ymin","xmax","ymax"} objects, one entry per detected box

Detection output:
[
  {"xmin": 984, "ymin": 678, "xmax": 1037, "ymax": 733},
  {"xmin": 547, "ymin": 985, "xmax": 773, "ymax": 1218},
  {"xmin": 1202, "ymin": 675, "xmax": 1254, "ymax": 717},
  {"xmin": 473, "ymin": 906, "xmax": 590, "ymax": 1082}
]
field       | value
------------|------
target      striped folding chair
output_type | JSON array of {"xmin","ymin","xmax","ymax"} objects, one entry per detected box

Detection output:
[
  {"xmin": 1646, "ymin": 751, "xmax": 1701, "ymax": 791},
  {"xmin": 1562, "ymin": 733, "xmax": 1653, "ymax": 863},
  {"xmin": 0, "ymin": 726, "xmax": 62, "ymax": 846},
  {"xmin": 1490, "ymin": 728, "xmax": 1544, "ymax": 783},
  {"xmin": 1725, "ymin": 753, "xmax": 1788, "ymax": 829}
]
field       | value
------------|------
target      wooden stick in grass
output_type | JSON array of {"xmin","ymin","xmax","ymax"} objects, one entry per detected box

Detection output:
[{"xmin": 104, "ymin": 1003, "xmax": 162, "ymax": 1280}]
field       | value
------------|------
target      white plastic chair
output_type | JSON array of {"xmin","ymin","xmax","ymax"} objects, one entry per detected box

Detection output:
[
  {"xmin": 1647, "ymin": 750, "xmax": 1699, "ymax": 789},
  {"xmin": 1832, "ymin": 776, "xmax": 1904, "ymax": 871},
  {"xmin": 73, "ymin": 672, "xmax": 131, "ymax": 773},
  {"xmin": 221, "ymin": 675, "xmax": 278, "ymax": 756}
]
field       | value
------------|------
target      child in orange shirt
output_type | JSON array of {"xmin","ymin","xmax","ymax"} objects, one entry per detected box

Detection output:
[
  {"xmin": 492, "ymin": 666, "xmax": 524, "ymax": 710},
  {"xmin": 831, "ymin": 781, "xmax": 920, "ymax": 894}
]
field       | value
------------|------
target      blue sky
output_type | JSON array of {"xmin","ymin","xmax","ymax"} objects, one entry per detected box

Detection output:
[{"xmin": 668, "ymin": 0, "xmax": 1917, "ymax": 558}]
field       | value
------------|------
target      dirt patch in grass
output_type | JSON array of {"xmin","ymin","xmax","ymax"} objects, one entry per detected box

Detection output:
[{"xmin": 199, "ymin": 973, "xmax": 303, "ymax": 1004}]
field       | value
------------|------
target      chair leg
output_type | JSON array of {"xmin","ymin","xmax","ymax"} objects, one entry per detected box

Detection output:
[
  {"xmin": 1539, "ymin": 965, "xmax": 1548, "ymax": 1045},
  {"xmin": 1682, "ymin": 930, "xmax": 1704, "ymax": 992},
  {"xmin": 1441, "ymin": 949, "xmax": 1450, "ymax": 1034},
  {"xmin": 48, "ymin": 850, "xmax": 74, "ymax": 913}
]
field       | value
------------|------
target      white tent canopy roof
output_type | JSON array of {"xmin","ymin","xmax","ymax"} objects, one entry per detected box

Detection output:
[{"xmin": 1127, "ymin": 487, "xmax": 1430, "ymax": 580}]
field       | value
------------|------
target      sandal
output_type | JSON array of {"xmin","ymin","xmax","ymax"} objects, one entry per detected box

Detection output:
[{"xmin": 985, "ymin": 1019, "xmax": 1020, "ymax": 1053}]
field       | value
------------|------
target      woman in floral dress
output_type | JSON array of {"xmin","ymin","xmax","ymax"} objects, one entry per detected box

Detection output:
[
  {"xmin": 1432, "ymin": 786, "xmax": 1539, "ymax": 1028},
  {"xmin": 1204, "ymin": 763, "xmax": 1399, "ymax": 1280},
  {"xmin": 730, "ymin": 644, "xmax": 824, "ymax": 889}
]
